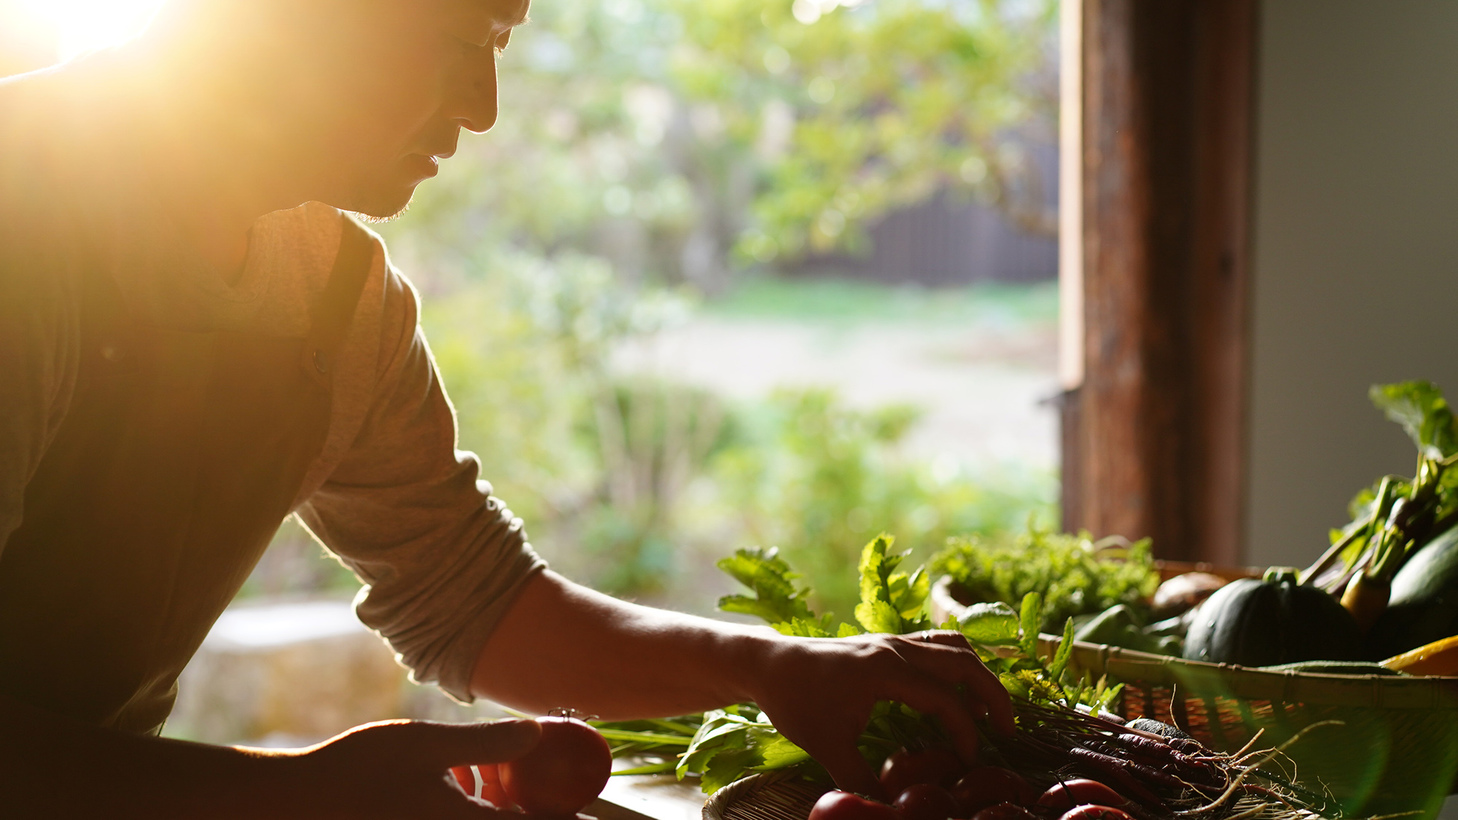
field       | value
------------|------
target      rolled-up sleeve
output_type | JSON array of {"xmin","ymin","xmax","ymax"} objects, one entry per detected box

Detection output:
[{"xmin": 296, "ymin": 269, "xmax": 545, "ymax": 703}]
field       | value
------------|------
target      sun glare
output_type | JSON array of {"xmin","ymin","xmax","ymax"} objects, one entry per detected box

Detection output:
[{"xmin": 16, "ymin": 0, "xmax": 166, "ymax": 63}]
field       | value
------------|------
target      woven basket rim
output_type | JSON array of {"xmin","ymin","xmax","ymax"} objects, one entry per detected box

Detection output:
[
  {"xmin": 931, "ymin": 575, "xmax": 1458, "ymax": 710},
  {"xmin": 702, "ymin": 771, "xmax": 823, "ymax": 820}
]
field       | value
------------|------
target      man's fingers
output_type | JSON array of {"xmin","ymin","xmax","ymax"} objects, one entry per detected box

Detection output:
[
  {"xmin": 812, "ymin": 742, "xmax": 885, "ymax": 801},
  {"xmin": 899, "ymin": 633, "xmax": 1015, "ymax": 736},
  {"xmin": 875, "ymin": 671, "xmax": 982, "ymax": 765},
  {"xmin": 382, "ymin": 718, "xmax": 542, "ymax": 768}
]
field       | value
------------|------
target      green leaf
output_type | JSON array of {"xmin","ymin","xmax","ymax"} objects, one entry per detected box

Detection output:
[
  {"xmin": 701, "ymin": 748, "xmax": 761, "ymax": 794},
  {"xmin": 1371, "ymin": 381, "xmax": 1458, "ymax": 460},
  {"xmin": 855, "ymin": 534, "xmax": 932, "ymax": 634},
  {"xmin": 856, "ymin": 599, "xmax": 904, "ymax": 635},
  {"xmin": 677, "ymin": 709, "xmax": 753, "ymax": 780},
  {"xmin": 1048, "ymin": 617, "xmax": 1075, "ymax": 681},
  {"xmin": 774, "ymin": 615, "xmax": 841, "ymax": 638},
  {"xmin": 1019, "ymin": 591, "xmax": 1042, "ymax": 658},
  {"xmin": 754, "ymin": 734, "xmax": 812, "ymax": 770},
  {"xmin": 956, "ymin": 601, "xmax": 1020, "ymax": 646},
  {"xmin": 716, "ymin": 548, "xmax": 817, "ymax": 626}
]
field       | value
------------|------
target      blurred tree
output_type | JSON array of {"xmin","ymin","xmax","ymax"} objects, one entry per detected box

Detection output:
[{"xmin": 389, "ymin": 0, "xmax": 1057, "ymax": 293}]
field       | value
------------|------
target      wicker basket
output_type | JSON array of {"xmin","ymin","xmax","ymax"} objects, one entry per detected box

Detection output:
[
  {"xmin": 702, "ymin": 770, "xmax": 824, "ymax": 820},
  {"xmin": 931, "ymin": 574, "xmax": 1458, "ymax": 813}
]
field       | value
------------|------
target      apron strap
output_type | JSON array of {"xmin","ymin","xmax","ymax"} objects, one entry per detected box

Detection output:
[{"xmin": 303, "ymin": 215, "xmax": 375, "ymax": 382}]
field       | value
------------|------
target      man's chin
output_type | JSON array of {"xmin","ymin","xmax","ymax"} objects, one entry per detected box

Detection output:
[{"xmin": 339, "ymin": 185, "xmax": 417, "ymax": 223}]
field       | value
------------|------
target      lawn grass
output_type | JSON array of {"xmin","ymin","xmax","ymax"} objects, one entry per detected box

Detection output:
[{"xmin": 702, "ymin": 275, "xmax": 1059, "ymax": 326}]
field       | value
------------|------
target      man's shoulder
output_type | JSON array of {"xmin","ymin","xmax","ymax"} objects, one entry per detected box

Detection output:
[{"xmin": 0, "ymin": 64, "xmax": 104, "ymax": 263}]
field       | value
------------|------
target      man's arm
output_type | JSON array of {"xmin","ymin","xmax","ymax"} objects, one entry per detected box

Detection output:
[
  {"xmin": 0, "ymin": 688, "xmax": 542, "ymax": 819},
  {"xmin": 472, "ymin": 570, "xmax": 1014, "ymax": 798}
]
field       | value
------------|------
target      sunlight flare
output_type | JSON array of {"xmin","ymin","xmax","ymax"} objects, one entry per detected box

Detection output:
[{"xmin": 16, "ymin": 0, "xmax": 165, "ymax": 63}]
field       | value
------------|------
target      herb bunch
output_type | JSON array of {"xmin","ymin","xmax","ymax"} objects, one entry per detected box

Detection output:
[
  {"xmin": 930, "ymin": 527, "xmax": 1159, "ymax": 633},
  {"xmin": 597, "ymin": 535, "xmax": 1120, "ymax": 794}
]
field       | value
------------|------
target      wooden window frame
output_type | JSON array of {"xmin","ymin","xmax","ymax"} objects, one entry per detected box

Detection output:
[{"xmin": 1059, "ymin": 0, "xmax": 1258, "ymax": 566}]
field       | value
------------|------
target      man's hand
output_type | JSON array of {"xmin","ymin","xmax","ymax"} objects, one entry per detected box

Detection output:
[
  {"xmin": 473, "ymin": 573, "xmax": 1012, "ymax": 801},
  {"xmin": 286, "ymin": 718, "xmax": 542, "ymax": 819},
  {"xmin": 744, "ymin": 631, "xmax": 1014, "ymax": 798}
]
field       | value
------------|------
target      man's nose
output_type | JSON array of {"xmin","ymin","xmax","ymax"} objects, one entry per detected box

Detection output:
[{"xmin": 451, "ymin": 50, "xmax": 500, "ymax": 134}]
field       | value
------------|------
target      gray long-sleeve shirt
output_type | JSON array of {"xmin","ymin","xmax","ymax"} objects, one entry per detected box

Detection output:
[{"xmin": 0, "ymin": 189, "xmax": 546, "ymax": 704}]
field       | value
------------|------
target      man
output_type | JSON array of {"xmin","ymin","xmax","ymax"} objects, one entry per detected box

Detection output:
[{"xmin": 0, "ymin": 0, "xmax": 1012, "ymax": 816}]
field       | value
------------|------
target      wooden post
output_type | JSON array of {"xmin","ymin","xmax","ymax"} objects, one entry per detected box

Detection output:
[{"xmin": 1061, "ymin": 0, "xmax": 1257, "ymax": 566}]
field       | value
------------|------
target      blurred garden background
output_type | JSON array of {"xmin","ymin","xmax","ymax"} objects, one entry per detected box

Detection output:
[
  {"xmin": 252, "ymin": 0, "xmax": 1063, "ymax": 622},
  {"xmin": 2, "ymin": 0, "xmax": 1064, "ymax": 741}
]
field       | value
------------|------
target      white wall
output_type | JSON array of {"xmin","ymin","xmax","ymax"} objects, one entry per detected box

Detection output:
[{"xmin": 1247, "ymin": 1, "xmax": 1458, "ymax": 568}]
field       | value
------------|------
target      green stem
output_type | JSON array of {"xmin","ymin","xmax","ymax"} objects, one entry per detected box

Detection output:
[
  {"xmin": 595, "ymin": 729, "xmax": 695, "ymax": 747},
  {"xmin": 610, "ymin": 759, "xmax": 680, "ymax": 776}
]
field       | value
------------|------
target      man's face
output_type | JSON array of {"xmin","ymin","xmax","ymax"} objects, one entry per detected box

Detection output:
[{"xmin": 255, "ymin": 0, "xmax": 529, "ymax": 218}]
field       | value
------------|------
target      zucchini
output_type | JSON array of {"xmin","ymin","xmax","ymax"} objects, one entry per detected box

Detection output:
[{"xmin": 1368, "ymin": 524, "xmax": 1458, "ymax": 659}]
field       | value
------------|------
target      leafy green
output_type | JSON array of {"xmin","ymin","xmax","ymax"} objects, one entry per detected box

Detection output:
[
  {"xmin": 716, "ymin": 547, "xmax": 817, "ymax": 625},
  {"xmin": 855, "ymin": 535, "xmax": 932, "ymax": 635},
  {"xmin": 1370, "ymin": 381, "xmax": 1458, "ymax": 461},
  {"xmin": 598, "ymin": 536, "xmax": 1123, "ymax": 794},
  {"xmin": 952, "ymin": 601, "xmax": 1020, "ymax": 646},
  {"xmin": 1312, "ymin": 382, "xmax": 1458, "ymax": 587},
  {"xmin": 930, "ymin": 527, "xmax": 1159, "ymax": 632}
]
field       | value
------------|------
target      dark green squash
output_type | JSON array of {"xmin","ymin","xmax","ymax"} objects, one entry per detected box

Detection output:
[
  {"xmin": 1183, "ymin": 568, "xmax": 1363, "ymax": 666},
  {"xmin": 1367, "ymin": 524, "xmax": 1458, "ymax": 659}
]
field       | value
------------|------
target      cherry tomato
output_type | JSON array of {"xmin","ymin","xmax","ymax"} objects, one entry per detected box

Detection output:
[
  {"xmin": 498, "ymin": 715, "xmax": 612, "ymax": 816},
  {"xmin": 893, "ymin": 783, "xmax": 960, "ymax": 820},
  {"xmin": 1059, "ymin": 806, "xmax": 1133, "ymax": 820},
  {"xmin": 949, "ymin": 767, "xmax": 1034, "ymax": 813},
  {"xmin": 809, "ymin": 790, "xmax": 901, "ymax": 820},
  {"xmin": 1036, "ymin": 780, "xmax": 1127, "ymax": 812},
  {"xmin": 880, "ymin": 747, "xmax": 965, "ymax": 795},
  {"xmin": 449, "ymin": 765, "xmax": 477, "ymax": 798},
  {"xmin": 971, "ymin": 803, "xmax": 1039, "ymax": 820}
]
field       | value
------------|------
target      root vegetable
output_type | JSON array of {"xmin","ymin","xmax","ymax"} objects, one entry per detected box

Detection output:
[
  {"xmin": 1059, "ymin": 807, "xmax": 1134, "ymax": 820},
  {"xmin": 880, "ymin": 747, "xmax": 965, "ymax": 794},
  {"xmin": 893, "ymin": 783, "xmax": 960, "ymax": 820},
  {"xmin": 949, "ymin": 767, "xmax": 1035, "ymax": 813},
  {"xmin": 1036, "ymin": 779, "xmax": 1128, "ymax": 812},
  {"xmin": 809, "ymin": 790, "xmax": 900, "ymax": 820}
]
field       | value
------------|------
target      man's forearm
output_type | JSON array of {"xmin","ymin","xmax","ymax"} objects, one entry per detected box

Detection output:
[
  {"xmin": 469, "ymin": 570, "xmax": 780, "ymax": 719},
  {"xmin": 0, "ymin": 690, "xmax": 293, "ymax": 818}
]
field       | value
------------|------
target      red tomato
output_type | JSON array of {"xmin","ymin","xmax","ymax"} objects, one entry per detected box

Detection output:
[
  {"xmin": 809, "ymin": 790, "xmax": 901, "ymax": 820},
  {"xmin": 498, "ymin": 716, "xmax": 613, "ymax": 816},
  {"xmin": 893, "ymin": 783, "xmax": 960, "ymax": 820},
  {"xmin": 1058, "ymin": 807, "xmax": 1133, "ymax": 820},
  {"xmin": 880, "ymin": 747, "xmax": 965, "ymax": 795},
  {"xmin": 970, "ymin": 802, "xmax": 1038, "ymax": 820},
  {"xmin": 449, "ymin": 765, "xmax": 477, "ymax": 798},
  {"xmin": 1036, "ymin": 780, "xmax": 1127, "ymax": 812},
  {"xmin": 477, "ymin": 762, "xmax": 512, "ymax": 808},
  {"xmin": 949, "ymin": 767, "xmax": 1034, "ymax": 813}
]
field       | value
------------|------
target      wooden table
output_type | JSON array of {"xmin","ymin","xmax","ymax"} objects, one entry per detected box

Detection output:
[{"xmin": 589, "ymin": 773, "xmax": 706, "ymax": 820}]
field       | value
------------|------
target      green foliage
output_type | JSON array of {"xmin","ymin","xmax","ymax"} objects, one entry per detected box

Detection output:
[
  {"xmin": 1370, "ymin": 380, "xmax": 1458, "ymax": 461},
  {"xmin": 716, "ymin": 547, "xmax": 817, "ymax": 626},
  {"xmin": 598, "ymin": 538, "xmax": 1120, "ymax": 795},
  {"xmin": 712, "ymin": 389, "xmax": 1055, "ymax": 619},
  {"xmin": 930, "ymin": 528, "xmax": 1159, "ymax": 633},
  {"xmin": 1320, "ymin": 381, "xmax": 1458, "ymax": 585},
  {"xmin": 855, "ymin": 534, "xmax": 932, "ymax": 634},
  {"xmin": 387, "ymin": 0, "xmax": 1057, "ymax": 289}
]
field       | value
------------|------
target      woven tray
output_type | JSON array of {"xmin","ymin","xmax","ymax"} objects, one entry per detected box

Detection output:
[
  {"xmin": 931, "ymin": 574, "xmax": 1458, "ymax": 813},
  {"xmin": 701, "ymin": 770, "xmax": 824, "ymax": 820}
]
